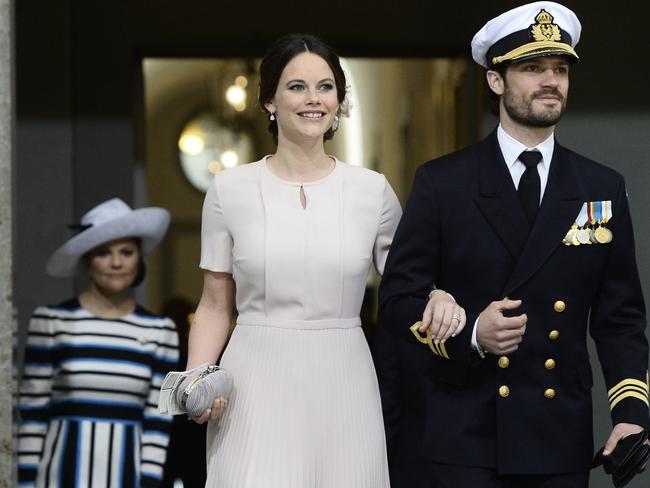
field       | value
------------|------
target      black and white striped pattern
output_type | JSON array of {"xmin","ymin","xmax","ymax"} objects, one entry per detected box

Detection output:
[{"xmin": 18, "ymin": 299, "xmax": 179, "ymax": 488}]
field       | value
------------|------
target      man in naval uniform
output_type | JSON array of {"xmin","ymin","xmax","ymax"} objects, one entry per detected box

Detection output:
[{"xmin": 377, "ymin": 2, "xmax": 649, "ymax": 486}]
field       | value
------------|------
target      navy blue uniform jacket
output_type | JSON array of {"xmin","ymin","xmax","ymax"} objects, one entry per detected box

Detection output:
[{"xmin": 377, "ymin": 131, "xmax": 649, "ymax": 475}]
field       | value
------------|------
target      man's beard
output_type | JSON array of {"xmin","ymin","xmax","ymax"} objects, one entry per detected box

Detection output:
[{"xmin": 503, "ymin": 87, "xmax": 567, "ymax": 127}]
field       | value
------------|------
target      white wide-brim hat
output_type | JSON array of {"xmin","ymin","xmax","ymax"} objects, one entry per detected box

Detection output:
[
  {"xmin": 471, "ymin": 1, "xmax": 581, "ymax": 69},
  {"xmin": 46, "ymin": 198, "xmax": 171, "ymax": 278}
]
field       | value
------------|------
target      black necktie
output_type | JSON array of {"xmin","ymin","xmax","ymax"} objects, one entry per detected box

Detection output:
[{"xmin": 517, "ymin": 150, "xmax": 542, "ymax": 226}]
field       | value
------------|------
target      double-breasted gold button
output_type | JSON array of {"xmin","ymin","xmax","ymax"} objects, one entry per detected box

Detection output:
[
  {"xmin": 548, "ymin": 330, "xmax": 560, "ymax": 340},
  {"xmin": 553, "ymin": 300, "xmax": 566, "ymax": 313},
  {"xmin": 544, "ymin": 388, "xmax": 556, "ymax": 399},
  {"xmin": 499, "ymin": 385, "xmax": 510, "ymax": 397},
  {"xmin": 544, "ymin": 359, "xmax": 556, "ymax": 370},
  {"xmin": 498, "ymin": 356, "xmax": 510, "ymax": 368}
]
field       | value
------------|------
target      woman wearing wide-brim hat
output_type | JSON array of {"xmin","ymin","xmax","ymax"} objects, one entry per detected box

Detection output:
[{"xmin": 17, "ymin": 198, "xmax": 180, "ymax": 488}]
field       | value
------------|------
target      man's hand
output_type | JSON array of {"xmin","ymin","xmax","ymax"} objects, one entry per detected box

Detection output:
[
  {"xmin": 418, "ymin": 290, "xmax": 466, "ymax": 344},
  {"xmin": 603, "ymin": 423, "xmax": 648, "ymax": 456},
  {"xmin": 476, "ymin": 299, "xmax": 527, "ymax": 355}
]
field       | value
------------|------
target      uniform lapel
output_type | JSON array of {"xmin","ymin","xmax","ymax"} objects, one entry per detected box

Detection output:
[
  {"xmin": 474, "ymin": 131, "xmax": 530, "ymax": 259},
  {"xmin": 502, "ymin": 142, "xmax": 582, "ymax": 296}
]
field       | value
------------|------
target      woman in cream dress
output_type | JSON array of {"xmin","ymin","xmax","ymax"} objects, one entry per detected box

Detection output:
[{"xmin": 186, "ymin": 34, "xmax": 465, "ymax": 488}]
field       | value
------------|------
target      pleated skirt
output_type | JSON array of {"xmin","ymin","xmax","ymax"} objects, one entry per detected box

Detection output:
[{"xmin": 205, "ymin": 319, "xmax": 390, "ymax": 488}]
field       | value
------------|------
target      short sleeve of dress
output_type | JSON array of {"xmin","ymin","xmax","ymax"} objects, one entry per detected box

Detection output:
[
  {"xmin": 200, "ymin": 176, "xmax": 233, "ymax": 273},
  {"xmin": 374, "ymin": 176, "xmax": 402, "ymax": 276}
]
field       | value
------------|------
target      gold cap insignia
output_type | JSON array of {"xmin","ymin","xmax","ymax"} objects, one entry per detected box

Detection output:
[{"xmin": 531, "ymin": 9, "xmax": 562, "ymax": 42}]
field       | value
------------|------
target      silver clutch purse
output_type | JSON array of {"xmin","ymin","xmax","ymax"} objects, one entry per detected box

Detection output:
[{"xmin": 158, "ymin": 363, "xmax": 234, "ymax": 417}]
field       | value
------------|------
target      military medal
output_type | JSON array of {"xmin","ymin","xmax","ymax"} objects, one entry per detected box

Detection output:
[
  {"xmin": 600, "ymin": 200, "xmax": 613, "ymax": 243},
  {"xmin": 563, "ymin": 223, "xmax": 578, "ymax": 246},
  {"xmin": 592, "ymin": 201, "xmax": 607, "ymax": 244},
  {"xmin": 577, "ymin": 228, "xmax": 591, "ymax": 245},
  {"xmin": 576, "ymin": 203, "xmax": 591, "ymax": 245},
  {"xmin": 588, "ymin": 201, "xmax": 598, "ymax": 244},
  {"xmin": 594, "ymin": 225, "xmax": 609, "ymax": 244}
]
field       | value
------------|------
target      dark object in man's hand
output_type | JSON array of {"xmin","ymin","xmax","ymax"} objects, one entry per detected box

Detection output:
[{"xmin": 592, "ymin": 429, "xmax": 649, "ymax": 487}]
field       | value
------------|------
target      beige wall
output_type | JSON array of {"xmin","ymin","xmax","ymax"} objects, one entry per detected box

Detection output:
[
  {"xmin": 343, "ymin": 59, "xmax": 467, "ymax": 203},
  {"xmin": 144, "ymin": 59, "xmax": 274, "ymax": 310}
]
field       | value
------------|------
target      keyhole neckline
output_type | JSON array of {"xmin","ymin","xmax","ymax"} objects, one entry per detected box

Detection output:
[{"xmin": 262, "ymin": 155, "xmax": 339, "ymax": 187}]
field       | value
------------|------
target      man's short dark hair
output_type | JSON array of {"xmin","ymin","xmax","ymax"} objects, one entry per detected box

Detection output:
[{"xmin": 486, "ymin": 62, "xmax": 510, "ymax": 116}]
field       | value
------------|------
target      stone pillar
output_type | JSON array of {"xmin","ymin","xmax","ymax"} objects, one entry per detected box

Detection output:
[{"xmin": 0, "ymin": 0, "xmax": 15, "ymax": 486}]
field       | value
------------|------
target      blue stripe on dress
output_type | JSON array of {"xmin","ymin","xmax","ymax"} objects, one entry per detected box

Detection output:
[
  {"xmin": 133, "ymin": 427, "xmax": 139, "ymax": 483},
  {"xmin": 59, "ymin": 358, "xmax": 151, "ymax": 369},
  {"xmin": 51, "ymin": 416, "xmax": 142, "ymax": 425},
  {"xmin": 143, "ymin": 413, "xmax": 173, "ymax": 423},
  {"xmin": 22, "ymin": 361, "xmax": 52, "ymax": 368},
  {"xmin": 18, "ymin": 403, "xmax": 50, "ymax": 410},
  {"xmin": 142, "ymin": 430, "xmax": 171, "ymax": 440}
]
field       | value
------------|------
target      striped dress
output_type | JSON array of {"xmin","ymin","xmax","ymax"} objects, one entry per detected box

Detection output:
[{"xmin": 17, "ymin": 299, "xmax": 179, "ymax": 488}]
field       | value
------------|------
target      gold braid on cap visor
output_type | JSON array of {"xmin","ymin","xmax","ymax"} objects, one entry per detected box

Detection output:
[{"xmin": 492, "ymin": 40, "xmax": 579, "ymax": 65}]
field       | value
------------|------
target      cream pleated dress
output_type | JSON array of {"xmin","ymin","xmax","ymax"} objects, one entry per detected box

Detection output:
[{"xmin": 200, "ymin": 157, "xmax": 401, "ymax": 488}]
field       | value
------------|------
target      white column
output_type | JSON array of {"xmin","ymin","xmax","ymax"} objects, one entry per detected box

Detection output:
[{"xmin": 0, "ymin": 0, "xmax": 15, "ymax": 485}]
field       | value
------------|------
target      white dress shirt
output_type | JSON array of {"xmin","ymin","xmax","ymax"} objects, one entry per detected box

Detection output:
[{"xmin": 497, "ymin": 124, "xmax": 554, "ymax": 202}]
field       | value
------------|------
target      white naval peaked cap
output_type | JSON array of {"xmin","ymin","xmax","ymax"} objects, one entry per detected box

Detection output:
[{"xmin": 471, "ymin": 1, "xmax": 581, "ymax": 68}]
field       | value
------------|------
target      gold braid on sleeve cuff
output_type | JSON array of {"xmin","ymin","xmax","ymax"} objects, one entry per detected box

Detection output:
[
  {"xmin": 608, "ymin": 373, "xmax": 650, "ymax": 411},
  {"xmin": 410, "ymin": 321, "xmax": 450, "ymax": 359}
]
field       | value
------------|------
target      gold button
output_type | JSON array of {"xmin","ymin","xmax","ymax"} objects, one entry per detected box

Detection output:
[
  {"xmin": 548, "ymin": 330, "xmax": 560, "ymax": 340},
  {"xmin": 544, "ymin": 359, "xmax": 556, "ymax": 370},
  {"xmin": 553, "ymin": 300, "xmax": 566, "ymax": 313},
  {"xmin": 498, "ymin": 356, "xmax": 510, "ymax": 368},
  {"xmin": 499, "ymin": 385, "xmax": 510, "ymax": 397},
  {"xmin": 544, "ymin": 388, "xmax": 556, "ymax": 399}
]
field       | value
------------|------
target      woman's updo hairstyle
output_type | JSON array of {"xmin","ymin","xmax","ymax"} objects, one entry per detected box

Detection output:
[{"xmin": 258, "ymin": 33, "xmax": 347, "ymax": 144}]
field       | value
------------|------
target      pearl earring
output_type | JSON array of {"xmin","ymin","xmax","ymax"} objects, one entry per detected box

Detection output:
[{"xmin": 331, "ymin": 115, "xmax": 340, "ymax": 131}]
